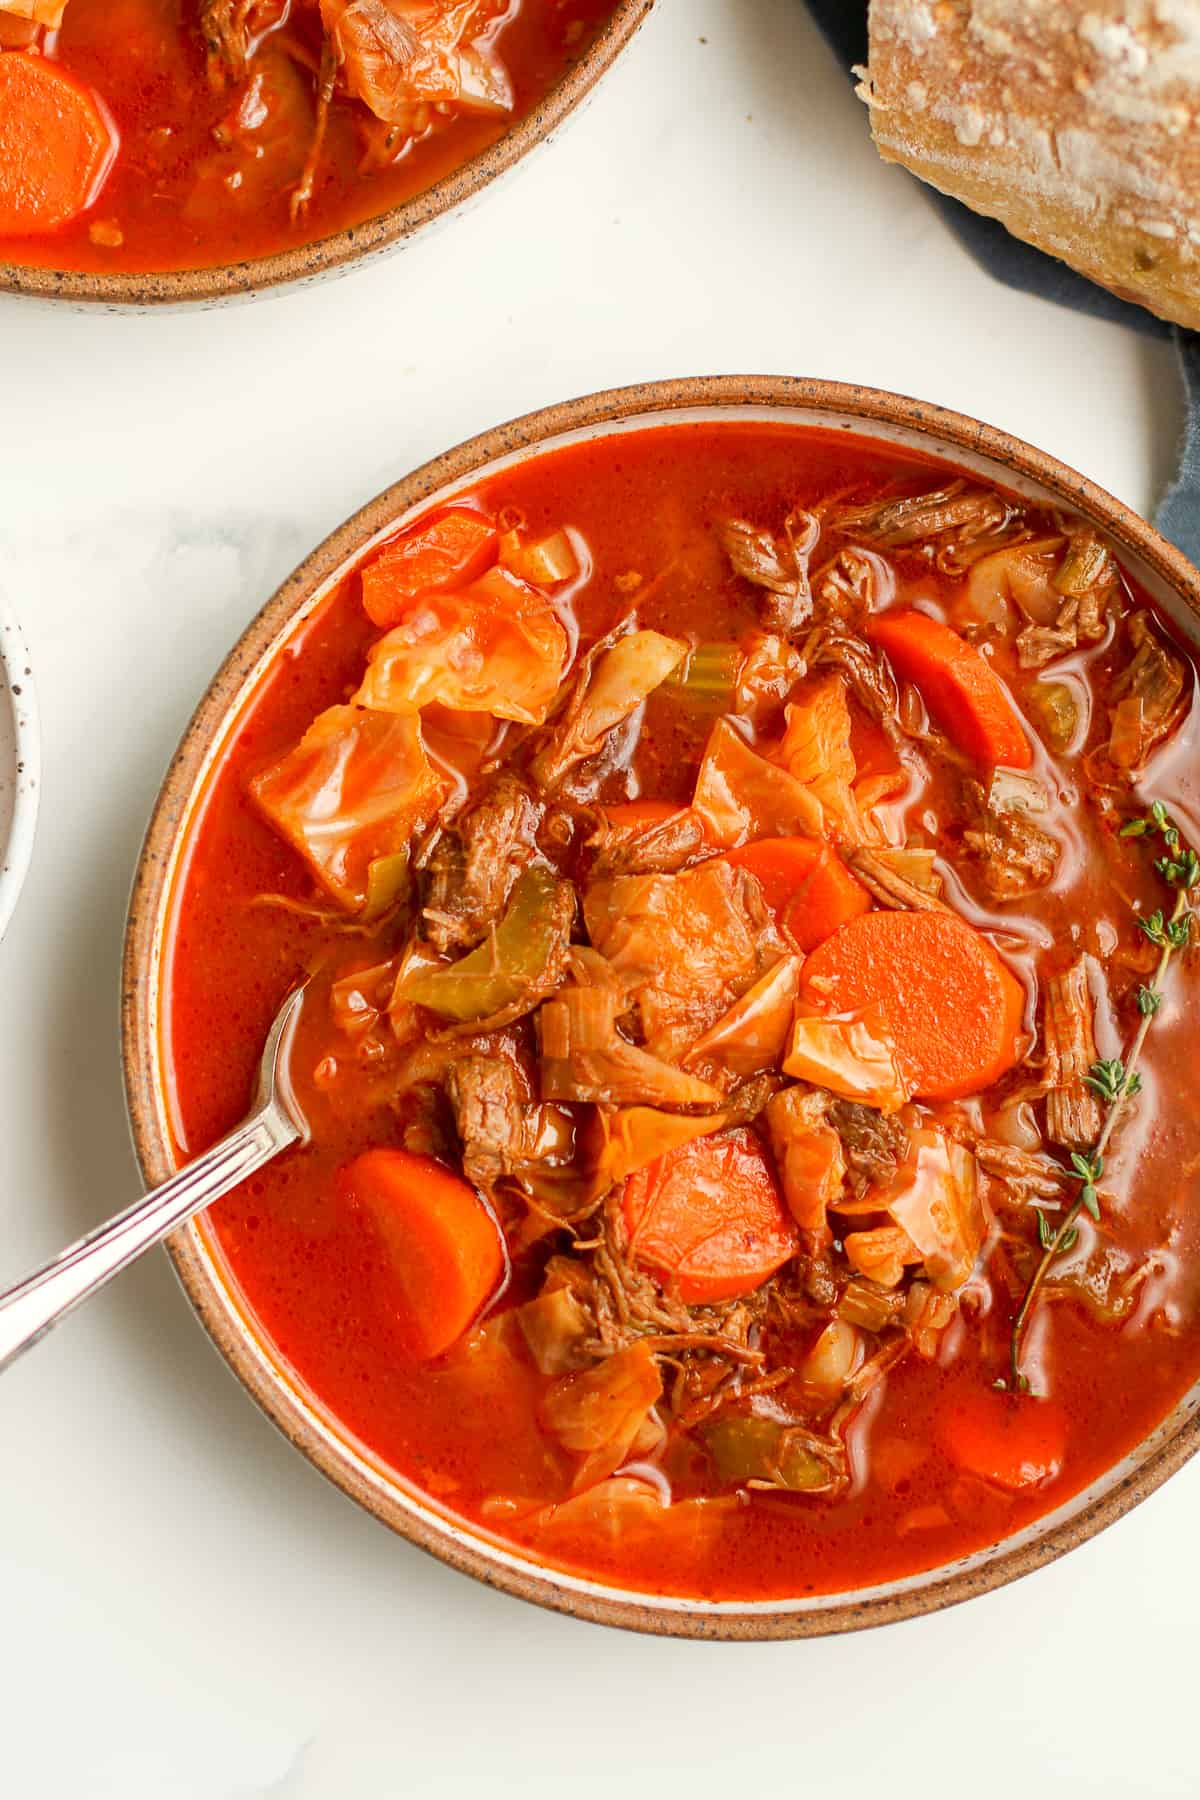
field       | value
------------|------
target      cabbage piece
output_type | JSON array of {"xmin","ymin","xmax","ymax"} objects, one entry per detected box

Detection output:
[
  {"xmin": 528, "ymin": 1478, "xmax": 737, "ymax": 1557},
  {"xmin": 776, "ymin": 675, "xmax": 876, "ymax": 847},
  {"xmin": 250, "ymin": 704, "xmax": 447, "ymax": 912},
  {"xmin": 782, "ymin": 1009, "xmax": 911, "ymax": 1114},
  {"xmin": 539, "ymin": 976, "xmax": 725, "ymax": 1111},
  {"xmin": 398, "ymin": 864, "xmax": 574, "ymax": 1026},
  {"xmin": 878, "ymin": 1128, "xmax": 985, "ymax": 1292},
  {"xmin": 962, "ymin": 537, "xmax": 1064, "ymax": 628},
  {"xmin": 330, "ymin": 956, "xmax": 401, "ymax": 1039},
  {"xmin": 531, "ymin": 629, "xmax": 687, "ymax": 791},
  {"xmin": 515, "ymin": 1280, "xmax": 593, "ymax": 1376},
  {"xmin": 594, "ymin": 1106, "xmax": 728, "ymax": 1190},
  {"xmin": 765, "ymin": 1087, "xmax": 845, "ymax": 1236},
  {"xmin": 584, "ymin": 862, "xmax": 783, "ymax": 1062},
  {"xmin": 354, "ymin": 565, "xmax": 568, "ymax": 724},
  {"xmin": 736, "ymin": 632, "xmax": 805, "ymax": 720},
  {"xmin": 319, "ymin": 0, "xmax": 514, "ymax": 122},
  {"xmin": 777, "ymin": 674, "xmax": 855, "ymax": 788},
  {"xmin": 692, "ymin": 718, "xmax": 824, "ymax": 847},
  {"xmin": 687, "ymin": 956, "xmax": 802, "ymax": 1076},
  {"xmin": 540, "ymin": 1341, "xmax": 663, "ymax": 1491}
]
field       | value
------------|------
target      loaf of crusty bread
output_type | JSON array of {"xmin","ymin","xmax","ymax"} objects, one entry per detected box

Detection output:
[{"xmin": 859, "ymin": 1, "xmax": 1200, "ymax": 332}]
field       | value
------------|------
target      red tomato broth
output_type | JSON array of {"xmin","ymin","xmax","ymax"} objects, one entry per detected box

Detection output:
[
  {"xmin": 0, "ymin": 0, "xmax": 619, "ymax": 274},
  {"xmin": 162, "ymin": 421, "xmax": 1200, "ymax": 1601}
]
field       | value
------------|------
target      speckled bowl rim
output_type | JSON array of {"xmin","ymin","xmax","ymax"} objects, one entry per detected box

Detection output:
[
  {"xmin": 123, "ymin": 376, "xmax": 1200, "ymax": 1638},
  {"xmin": 0, "ymin": 1, "xmax": 655, "ymax": 308},
  {"xmin": 0, "ymin": 603, "xmax": 40, "ymax": 944}
]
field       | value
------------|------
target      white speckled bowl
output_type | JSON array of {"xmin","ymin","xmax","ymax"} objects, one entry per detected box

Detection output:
[{"xmin": 0, "ymin": 607, "xmax": 39, "ymax": 942}]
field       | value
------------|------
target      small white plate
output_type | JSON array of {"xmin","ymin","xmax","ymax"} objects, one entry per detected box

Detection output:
[{"xmin": 0, "ymin": 606, "xmax": 39, "ymax": 942}]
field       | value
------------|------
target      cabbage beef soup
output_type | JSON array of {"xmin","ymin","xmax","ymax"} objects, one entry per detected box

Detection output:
[
  {"xmin": 163, "ymin": 422, "xmax": 1200, "ymax": 1601},
  {"xmin": 0, "ymin": 1, "xmax": 618, "ymax": 273}
]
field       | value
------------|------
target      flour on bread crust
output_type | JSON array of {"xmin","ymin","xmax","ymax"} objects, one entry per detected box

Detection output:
[{"xmin": 860, "ymin": 1, "xmax": 1200, "ymax": 330}]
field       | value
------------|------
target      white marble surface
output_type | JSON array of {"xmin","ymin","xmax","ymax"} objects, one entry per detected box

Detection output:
[{"xmin": 0, "ymin": 3, "xmax": 1195, "ymax": 1796}]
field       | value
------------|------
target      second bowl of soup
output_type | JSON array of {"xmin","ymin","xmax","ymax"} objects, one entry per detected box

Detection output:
[{"xmin": 0, "ymin": 0, "xmax": 652, "ymax": 303}]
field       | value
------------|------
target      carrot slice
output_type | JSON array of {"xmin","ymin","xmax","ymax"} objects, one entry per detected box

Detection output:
[
  {"xmin": 943, "ymin": 1389, "xmax": 1066, "ymax": 1492},
  {"xmin": 868, "ymin": 609, "xmax": 1033, "ymax": 769},
  {"xmin": 622, "ymin": 1128, "xmax": 799, "ymax": 1304},
  {"xmin": 336, "ymin": 1148, "xmax": 504, "ymax": 1359},
  {"xmin": 800, "ymin": 909, "xmax": 1026, "ymax": 1099},
  {"xmin": 0, "ymin": 52, "xmax": 117, "ymax": 235},
  {"xmin": 723, "ymin": 838, "xmax": 871, "ymax": 952},
  {"xmin": 361, "ymin": 509, "xmax": 499, "ymax": 627}
]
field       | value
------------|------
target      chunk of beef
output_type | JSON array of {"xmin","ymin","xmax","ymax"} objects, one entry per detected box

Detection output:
[
  {"xmin": 586, "ymin": 806, "xmax": 710, "ymax": 878},
  {"xmin": 1041, "ymin": 956, "xmax": 1103, "ymax": 1150},
  {"xmin": 828, "ymin": 481, "xmax": 1017, "ymax": 557},
  {"xmin": 812, "ymin": 545, "xmax": 895, "ymax": 627},
  {"xmin": 716, "ymin": 510, "xmax": 820, "ymax": 636},
  {"xmin": 199, "ymin": 0, "xmax": 289, "ymax": 80},
  {"xmin": 959, "ymin": 776, "xmax": 1061, "ymax": 902},
  {"xmin": 809, "ymin": 632, "xmax": 902, "ymax": 739},
  {"xmin": 973, "ymin": 1140, "xmax": 1066, "ymax": 1204},
  {"xmin": 445, "ymin": 1053, "xmax": 571, "ymax": 1193},
  {"xmin": 827, "ymin": 1099, "xmax": 909, "ymax": 1188},
  {"xmin": 422, "ymin": 772, "xmax": 540, "ymax": 954},
  {"xmin": 1015, "ymin": 529, "xmax": 1115, "ymax": 668},
  {"xmin": 1015, "ymin": 623, "xmax": 1079, "ymax": 669},
  {"xmin": 1107, "ymin": 611, "xmax": 1189, "ymax": 771}
]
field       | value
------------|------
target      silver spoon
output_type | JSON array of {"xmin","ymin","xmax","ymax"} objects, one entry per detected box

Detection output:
[{"xmin": 0, "ymin": 981, "xmax": 309, "ymax": 1374}]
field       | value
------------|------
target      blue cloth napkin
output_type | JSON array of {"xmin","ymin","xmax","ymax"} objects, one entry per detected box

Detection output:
[{"xmin": 804, "ymin": 0, "xmax": 1200, "ymax": 564}]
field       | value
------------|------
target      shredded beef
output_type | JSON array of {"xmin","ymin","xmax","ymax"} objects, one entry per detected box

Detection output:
[{"xmin": 423, "ymin": 772, "xmax": 540, "ymax": 953}]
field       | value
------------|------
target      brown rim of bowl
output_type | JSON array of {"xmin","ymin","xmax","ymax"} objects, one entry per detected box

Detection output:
[
  {"xmin": 123, "ymin": 376, "xmax": 1200, "ymax": 1637},
  {"xmin": 0, "ymin": 1, "xmax": 655, "ymax": 308}
]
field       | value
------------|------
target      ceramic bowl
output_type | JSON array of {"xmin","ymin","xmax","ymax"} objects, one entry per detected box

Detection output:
[
  {"xmin": 122, "ymin": 376, "xmax": 1200, "ymax": 1636},
  {"xmin": 0, "ymin": 605, "xmax": 39, "ymax": 944},
  {"xmin": 0, "ymin": 1, "xmax": 655, "ymax": 308}
]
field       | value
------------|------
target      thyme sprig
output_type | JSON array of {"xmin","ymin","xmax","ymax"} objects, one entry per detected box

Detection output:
[{"xmin": 1009, "ymin": 804, "xmax": 1196, "ymax": 1392}]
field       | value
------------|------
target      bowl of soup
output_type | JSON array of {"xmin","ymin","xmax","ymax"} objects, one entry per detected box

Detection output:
[
  {"xmin": 0, "ymin": 0, "xmax": 652, "ymax": 305},
  {"xmin": 123, "ymin": 376, "xmax": 1200, "ymax": 1635}
]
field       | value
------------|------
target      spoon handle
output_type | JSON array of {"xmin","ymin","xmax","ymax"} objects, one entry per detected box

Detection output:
[{"xmin": 0, "ymin": 1104, "xmax": 299, "ymax": 1374}]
